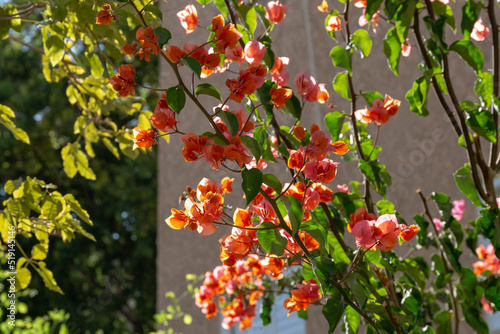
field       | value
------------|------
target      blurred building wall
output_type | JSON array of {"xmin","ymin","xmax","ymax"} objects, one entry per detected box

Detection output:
[{"xmin": 157, "ymin": 1, "xmax": 486, "ymax": 333}]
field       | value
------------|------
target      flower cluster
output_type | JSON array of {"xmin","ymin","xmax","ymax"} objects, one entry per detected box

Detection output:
[
  {"xmin": 122, "ymin": 26, "xmax": 161, "ymax": 62},
  {"xmin": 108, "ymin": 64, "xmax": 136, "ymax": 97},
  {"xmin": 132, "ymin": 127, "xmax": 157, "ymax": 150},
  {"xmin": 96, "ymin": 3, "xmax": 117, "ymax": 25},
  {"xmin": 355, "ymin": 95, "xmax": 400, "ymax": 124},
  {"xmin": 165, "ymin": 177, "xmax": 233, "ymax": 235},
  {"xmin": 348, "ymin": 207, "xmax": 420, "ymax": 251},
  {"xmin": 295, "ymin": 72, "xmax": 329, "ymax": 104},
  {"xmin": 149, "ymin": 93, "xmax": 179, "ymax": 133},
  {"xmin": 473, "ymin": 244, "xmax": 500, "ymax": 276},
  {"xmin": 283, "ymin": 279, "xmax": 322, "ymax": 316},
  {"xmin": 195, "ymin": 255, "xmax": 286, "ymax": 330}
]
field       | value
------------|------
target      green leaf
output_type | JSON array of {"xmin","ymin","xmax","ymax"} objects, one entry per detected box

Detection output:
[
  {"xmin": 432, "ymin": 1, "xmax": 455, "ymax": 31},
  {"xmin": 87, "ymin": 53, "xmax": 104, "ymax": 78},
  {"xmin": 283, "ymin": 196, "xmax": 303, "ymax": 236},
  {"xmin": 64, "ymin": 194, "xmax": 92, "ymax": 225},
  {"xmin": 214, "ymin": 0, "xmax": 229, "ymax": 18},
  {"xmin": 361, "ymin": 91, "xmax": 384, "ymax": 106},
  {"xmin": 143, "ymin": 4, "xmax": 163, "ymax": 20},
  {"xmin": 300, "ymin": 221, "xmax": 327, "ymax": 246},
  {"xmin": 332, "ymin": 73, "xmax": 351, "ymax": 101},
  {"xmin": 195, "ymin": 83, "xmax": 222, "ymax": 101},
  {"xmin": 330, "ymin": 46, "xmax": 352, "ymax": 75},
  {"xmin": 35, "ymin": 261, "xmax": 63, "ymax": 294},
  {"xmin": 351, "ymin": 29, "xmax": 372, "ymax": 58},
  {"xmin": 262, "ymin": 174, "xmax": 282, "ymax": 194},
  {"xmin": 461, "ymin": 0, "xmax": 483, "ymax": 40},
  {"xmin": 180, "ymin": 57, "xmax": 202, "ymax": 78},
  {"xmin": 103, "ymin": 138, "xmax": 120, "ymax": 159},
  {"xmin": 242, "ymin": 168, "xmax": 263, "ymax": 206},
  {"xmin": 256, "ymin": 221, "xmax": 286, "ymax": 256},
  {"xmin": 166, "ymin": 86, "xmax": 186, "ymax": 114},
  {"xmin": 155, "ymin": 27, "xmax": 172, "ymax": 47},
  {"xmin": 75, "ymin": 149, "xmax": 96, "ymax": 180},
  {"xmin": 257, "ymin": 80, "xmax": 276, "ymax": 124},
  {"xmin": 449, "ymin": 40, "xmax": 484, "ymax": 74},
  {"xmin": 465, "ymin": 109, "xmax": 496, "ymax": 143},
  {"xmin": 343, "ymin": 305, "xmax": 360, "ymax": 334},
  {"xmin": 15, "ymin": 268, "xmax": 31, "ymax": 291},
  {"xmin": 395, "ymin": 0, "xmax": 416, "ymax": 43},
  {"xmin": 402, "ymin": 288, "xmax": 422, "ymax": 317},
  {"xmin": 283, "ymin": 94, "xmax": 302, "ymax": 121},
  {"xmin": 463, "ymin": 307, "xmax": 489, "ymax": 334},
  {"xmin": 454, "ymin": 163, "xmax": 483, "ymax": 207},
  {"xmin": 41, "ymin": 194, "xmax": 63, "ymax": 220},
  {"xmin": 474, "ymin": 72, "xmax": 493, "ymax": 108},
  {"xmin": 366, "ymin": 0, "xmax": 383, "ymax": 20},
  {"xmin": 358, "ymin": 160, "xmax": 391, "ymax": 197},
  {"xmin": 239, "ymin": 5, "xmax": 257, "ymax": 34},
  {"xmin": 383, "ymin": 27, "xmax": 402, "ymax": 76},
  {"xmin": 196, "ymin": 0, "xmax": 212, "ymax": 4},
  {"xmin": 376, "ymin": 200, "xmax": 395, "ymax": 214},
  {"xmin": 240, "ymin": 135, "xmax": 261, "ymax": 161},
  {"xmin": 322, "ymin": 293, "xmax": 344, "ymax": 334},
  {"xmin": 325, "ymin": 111, "xmax": 346, "ymax": 142},
  {"xmin": 406, "ymin": 76, "xmax": 430, "ymax": 117},
  {"xmin": 434, "ymin": 310, "xmax": 452, "ymax": 334},
  {"xmin": 45, "ymin": 35, "xmax": 66, "ymax": 67},
  {"xmin": 327, "ymin": 233, "xmax": 350, "ymax": 268},
  {"xmin": 314, "ymin": 256, "xmax": 338, "ymax": 294},
  {"xmin": 32, "ymin": 243, "xmax": 49, "ymax": 260},
  {"xmin": 219, "ymin": 109, "xmax": 239, "ymax": 137}
]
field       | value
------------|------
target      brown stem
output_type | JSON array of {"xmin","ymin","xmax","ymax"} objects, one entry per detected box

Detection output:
[
  {"xmin": 8, "ymin": 35, "xmax": 44, "ymax": 55},
  {"xmin": 383, "ymin": 302, "xmax": 403, "ymax": 334},
  {"xmin": 319, "ymin": 203, "xmax": 349, "ymax": 253},
  {"xmin": 417, "ymin": 189, "xmax": 459, "ymax": 334},
  {"xmin": 413, "ymin": 10, "xmax": 461, "ymax": 137}
]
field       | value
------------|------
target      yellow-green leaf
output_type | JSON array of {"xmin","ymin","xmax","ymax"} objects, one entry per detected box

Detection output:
[
  {"xmin": 32, "ymin": 243, "xmax": 49, "ymax": 260},
  {"xmin": 15, "ymin": 268, "xmax": 32, "ymax": 291}
]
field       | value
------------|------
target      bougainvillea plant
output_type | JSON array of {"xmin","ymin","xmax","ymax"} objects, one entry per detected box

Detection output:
[{"xmin": 3, "ymin": 0, "xmax": 500, "ymax": 333}]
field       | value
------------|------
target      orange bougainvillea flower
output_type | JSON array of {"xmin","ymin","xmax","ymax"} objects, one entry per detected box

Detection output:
[
  {"xmin": 270, "ymin": 56, "xmax": 290, "ymax": 86},
  {"xmin": 326, "ymin": 16, "xmax": 341, "ymax": 32},
  {"xmin": 108, "ymin": 64, "xmax": 136, "ymax": 97},
  {"xmin": 270, "ymin": 87, "xmax": 293, "ymax": 109},
  {"xmin": 96, "ymin": 3, "xmax": 117, "ymax": 25},
  {"xmin": 223, "ymin": 136, "xmax": 253, "ymax": 167},
  {"xmin": 180, "ymin": 133, "xmax": 208, "ymax": 161},
  {"xmin": 399, "ymin": 224, "xmax": 421, "ymax": 241},
  {"xmin": 150, "ymin": 93, "xmax": 178, "ymax": 132},
  {"xmin": 265, "ymin": 0, "xmax": 289, "ymax": 24},
  {"xmin": 165, "ymin": 208, "xmax": 191, "ymax": 229},
  {"xmin": 293, "ymin": 126, "xmax": 306, "ymax": 140},
  {"xmin": 134, "ymin": 26, "xmax": 161, "ymax": 62},
  {"xmin": 212, "ymin": 15, "xmax": 243, "ymax": 54},
  {"xmin": 132, "ymin": 126, "xmax": 157, "ymax": 150},
  {"xmin": 122, "ymin": 42, "xmax": 137, "ymax": 55},
  {"xmin": 318, "ymin": 0, "xmax": 329, "ymax": 12},
  {"xmin": 177, "ymin": 4, "xmax": 199, "ymax": 34},
  {"xmin": 165, "ymin": 45, "xmax": 185, "ymax": 62},
  {"xmin": 283, "ymin": 280, "xmax": 322, "ymax": 316},
  {"xmin": 318, "ymin": 83, "xmax": 329, "ymax": 104},
  {"xmin": 355, "ymin": 95, "xmax": 401, "ymax": 124}
]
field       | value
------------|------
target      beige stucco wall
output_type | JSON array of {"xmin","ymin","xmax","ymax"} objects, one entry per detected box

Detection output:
[{"xmin": 157, "ymin": 1, "xmax": 488, "ymax": 333}]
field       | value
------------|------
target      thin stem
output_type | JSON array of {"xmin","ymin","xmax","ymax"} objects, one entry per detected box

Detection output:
[
  {"xmin": 136, "ymin": 84, "xmax": 166, "ymax": 91},
  {"xmin": 367, "ymin": 124, "xmax": 380, "ymax": 160},
  {"xmin": 8, "ymin": 35, "xmax": 44, "ymax": 55},
  {"xmin": 383, "ymin": 302, "xmax": 403, "ymax": 334},
  {"xmin": 319, "ymin": 203, "xmax": 349, "ymax": 253},
  {"xmin": 413, "ymin": 10, "xmax": 461, "ymax": 137},
  {"xmin": 417, "ymin": 189, "xmax": 459, "ymax": 334}
]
